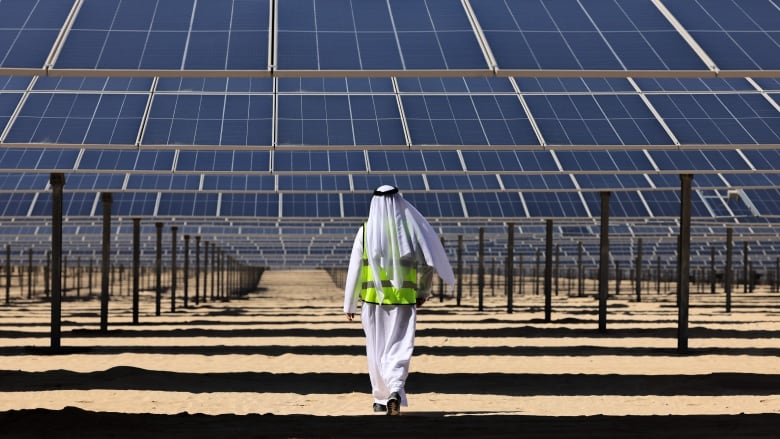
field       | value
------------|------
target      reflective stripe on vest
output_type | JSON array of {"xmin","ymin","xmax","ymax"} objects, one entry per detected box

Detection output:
[{"xmin": 359, "ymin": 226, "xmax": 418, "ymax": 305}]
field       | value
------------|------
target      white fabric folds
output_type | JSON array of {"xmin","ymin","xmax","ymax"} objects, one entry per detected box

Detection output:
[{"xmin": 364, "ymin": 185, "xmax": 455, "ymax": 304}]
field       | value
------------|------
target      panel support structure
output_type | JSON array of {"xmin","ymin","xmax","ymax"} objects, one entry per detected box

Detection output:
[
  {"xmin": 100, "ymin": 193, "xmax": 112, "ymax": 332},
  {"xmin": 544, "ymin": 219, "xmax": 552, "ymax": 322},
  {"xmin": 506, "ymin": 224, "xmax": 514, "ymax": 314},
  {"xmin": 155, "ymin": 222, "xmax": 163, "ymax": 316},
  {"xmin": 132, "ymin": 218, "xmax": 140, "ymax": 324},
  {"xmin": 678, "ymin": 174, "xmax": 693, "ymax": 353},
  {"xmin": 598, "ymin": 192, "xmax": 610, "ymax": 333},
  {"xmin": 50, "ymin": 173, "xmax": 65, "ymax": 349},
  {"xmin": 725, "ymin": 228, "xmax": 733, "ymax": 313}
]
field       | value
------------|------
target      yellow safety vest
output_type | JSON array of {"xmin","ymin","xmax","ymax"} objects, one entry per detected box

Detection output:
[{"xmin": 360, "ymin": 225, "xmax": 418, "ymax": 305}]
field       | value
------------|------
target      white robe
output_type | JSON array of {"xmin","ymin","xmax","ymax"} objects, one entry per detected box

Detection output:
[{"xmin": 344, "ymin": 226, "xmax": 435, "ymax": 407}]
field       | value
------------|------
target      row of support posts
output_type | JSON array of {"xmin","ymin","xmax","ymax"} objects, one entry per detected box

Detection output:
[{"xmin": 45, "ymin": 173, "xmax": 263, "ymax": 349}]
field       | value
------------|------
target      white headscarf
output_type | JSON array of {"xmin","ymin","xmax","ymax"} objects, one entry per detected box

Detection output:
[{"xmin": 365, "ymin": 185, "xmax": 455, "ymax": 302}]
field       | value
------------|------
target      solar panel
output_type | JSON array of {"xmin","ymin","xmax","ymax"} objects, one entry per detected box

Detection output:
[
  {"xmin": 0, "ymin": 92, "xmax": 22, "ymax": 135},
  {"xmin": 277, "ymin": 174, "xmax": 351, "ymax": 191},
  {"xmin": 156, "ymin": 77, "xmax": 274, "ymax": 92},
  {"xmin": 278, "ymin": 77, "xmax": 394, "ymax": 93},
  {"xmin": 220, "ymin": 193, "xmax": 279, "ymax": 216},
  {"xmin": 282, "ymin": 192, "xmax": 340, "ymax": 217},
  {"xmin": 126, "ymin": 174, "xmax": 201, "ymax": 191},
  {"xmin": 575, "ymin": 174, "xmax": 651, "ymax": 190},
  {"xmin": 277, "ymin": 94, "xmax": 405, "ymax": 146},
  {"xmin": 0, "ymin": 0, "xmax": 74, "ymax": 72},
  {"xmin": 350, "ymin": 174, "xmax": 426, "ymax": 192},
  {"xmin": 367, "ymin": 150, "xmax": 461, "ymax": 173},
  {"xmin": 176, "ymin": 150, "xmax": 270, "ymax": 172},
  {"xmin": 33, "ymin": 76, "xmax": 153, "ymax": 92},
  {"xmin": 396, "ymin": 77, "xmax": 514, "ymax": 93},
  {"xmin": 402, "ymin": 94, "xmax": 538, "ymax": 146},
  {"xmin": 742, "ymin": 149, "xmax": 780, "ymax": 171},
  {"xmin": 583, "ymin": 191, "xmax": 649, "ymax": 217},
  {"xmin": 641, "ymin": 190, "xmax": 709, "ymax": 217},
  {"xmin": 522, "ymin": 191, "xmax": 587, "ymax": 217},
  {"xmin": 275, "ymin": 0, "xmax": 488, "ymax": 73},
  {"xmin": 649, "ymin": 150, "xmax": 751, "ymax": 173},
  {"xmin": 500, "ymin": 174, "xmax": 575, "ymax": 190},
  {"xmin": 402, "ymin": 192, "xmax": 464, "ymax": 217},
  {"xmin": 471, "ymin": 0, "xmax": 706, "ymax": 74},
  {"xmin": 0, "ymin": 172, "xmax": 49, "ymax": 191},
  {"xmin": 202, "ymin": 174, "xmax": 275, "ymax": 191},
  {"xmin": 514, "ymin": 77, "xmax": 633, "ymax": 92},
  {"xmin": 0, "ymin": 193, "xmax": 35, "ymax": 216},
  {"xmin": 0, "ymin": 148, "xmax": 78, "ymax": 170},
  {"xmin": 662, "ymin": 0, "xmax": 780, "ymax": 72},
  {"xmin": 157, "ymin": 193, "xmax": 218, "ymax": 216},
  {"xmin": 743, "ymin": 189, "xmax": 780, "ymax": 215},
  {"xmin": 461, "ymin": 150, "xmax": 557, "ymax": 172},
  {"xmin": 66, "ymin": 173, "xmax": 126, "ymax": 191},
  {"xmin": 426, "ymin": 174, "xmax": 500, "ymax": 190},
  {"xmin": 143, "ymin": 94, "xmax": 273, "ymax": 146},
  {"xmin": 54, "ymin": 0, "xmax": 271, "ymax": 73},
  {"xmin": 274, "ymin": 150, "xmax": 364, "ymax": 173},
  {"xmin": 647, "ymin": 93, "xmax": 780, "ymax": 145},
  {"xmin": 4, "ymin": 93, "xmax": 147, "ymax": 145},
  {"xmin": 632, "ymin": 77, "xmax": 753, "ymax": 92},
  {"xmin": 78, "ymin": 150, "xmax": 175, "ymax": 171},
  {"xmin": 463, "ymin": 192, "xmax": 525, "ymax": 217},
  {"xmin": 556, "ymin": 150, "xmax": 655, "ymax": 172},
  {"xmin": 526, "ymin": 94, "xmax": 673, "ymax": 146}
]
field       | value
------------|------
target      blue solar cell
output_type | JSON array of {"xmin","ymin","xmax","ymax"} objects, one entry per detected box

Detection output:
[
  {"xmin": 0, "ymin": 92, "xmax": 22, "ymax": 134},
  {"xmin": 0, "ymin": 148, "xmax": 78, "ymax": 170},
  {"xmin": 523, "ymin": 191, "xmax": 587, "ymax": 217},
  {"xmin": 461, "ymin": 150, "xmax": 557, "ymax": 172},
  {"xmin": 273, "ymin": 150, "xmax": 364, "ymax": 172},
  {"xmin": 526, "ymin": 94, "xmax": 672, "ymax": 146},
  {"xmin": 5, "ymin": 93, "xmax": 147, "ymax": 145},
  {"xmin": 0, "ymin": 76, "xmax": 32, "ymax": 90},
  {"xmin": 463, "ymin": 192, "xmax": 525, "ymax": 217},
  {"xmin": 648, "ymin": 94, "xmax": 780, "ymax": 144},
  {"xmin": 500, "ymin": 174, "xmax": 575, "ymax": 190},
  {"xmin": 278, "ymin": 78, "xmax": 394, "ymax": 93},
  {"xmin": 396, "ymin": 77, "xmax": 514, "ymax": 93},
  {"xmin": 78, "ymin": 150, "xmax": 175, "ymax": 171},
  {"xmin": 99, "ymin": 191, "xmax": 155, "ymax": 216},
  {"xmin": 158, "ymin": 193, "xmax": 218, "ymax": 216},
  {"xmin": 0, "ymin": 173, "xmax": 48, "ymax": 191},
  {"xmin": 143, "ymin": 94, "xmax": 273, "ymax": 146},
  {"xmin": 0, "ymin": 0, "xmax": 73, "ymax": 69},
  {"xmin": 154, "ymin": 77, "xmax": 272, "ymax": 92},
  {"xmin": 403, "ymin": 94, "xmax": 537, "ymax": 146},
  {"xmin": 426, "ymin": 174, "xmax": 500, "ymax": 190},
  {"xmin": 641, "ymin": 190, "xmax": 710, "ymax": 217},
  {"xmin": 402, "ymin": 192, "xmax": 464, "ymax": 217},
  {"xmin": 515, "ymin": 77, "xmax": 633, "ymax": 93},
  {"xmin": 556, "ymin": 151, "xmax": 654, "ymax": 172},
  {"xmin": 277, "ymin": 174, "xmax": 350, "ymax": 191},
  {"xmin": 576, "ymin": 174, "xmax": 651, "ymax": 190},
  {"xmin": 220, "ymin": 193, "xmax": 279, "ymax": 217},
  {"xmin": 0, "ymin": 193, "xmax": 33, "ymax": 216},
  {"xmin": 202, "ymin": 174, "xmax": 275, "ymax": 191},
  {"xmin": 276, "ymin": 0, "xmax": 486, "ymax": 72},
  {"xmin": 367, "ymin": 150, "xmax": 461, "ymax": 172},
  {"xmin": 65, "ymin": 173, "xmax": 125, "ymax": 191},
  {"xmin": 726, "ymin": 173, "xmax": 780, "ymax": 188},
  {"xmin": 126, "ymin": 174, "xmax": 200, "ymax": 190},
  {"xmin": 277, "ymin": 94, "xmax": 404, "ymax": 146},
  {"xmin": 649, "ymin": 150, "xmax": 750, "ymax": 172},
  {"xmin": 176, "ymin": 150, "xmax": 270, "ymax": 172},
  {"xmin": 743, "ymin": 189, "xmax": 780, "ymax": 215},
  {"xmin": 32, "ymin": 192, "xmax": 96, "ymax": 216},
  {"xmin": 753, "ymin": 78, "xmax": 780, "ymax": 91},
  {"xmin": 633, "ymin": 77, "xmax": 753, "ymax": 92},
  {"xmin": 33, "ymin": 76, "xmax": 153, "ymax": 92},
  {"xmin": 663, "ymin": 0, "xmax": 780, "ymax": 71},
  {"xmin": 350, "ymin": 174, "xmax": 426, "ymax": 192},
  {"xmin": 742, "ymin": 149, "xmax": 780, "ymax": 171},
  {"xmin": 583, "ymin": 191, "xmax": 649, "ymax": 217},
  {"xmin": 282, "ymin": 193, "xmax": 341, "ymax": 217},
  {"xmin": 56, "ymin": 0, "xmax": 270, "ymax": 71}
]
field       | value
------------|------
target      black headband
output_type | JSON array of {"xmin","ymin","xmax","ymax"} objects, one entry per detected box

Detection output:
[{"xmin": 373, "ymin": 186, "xmax": 399, "ymax": 196}]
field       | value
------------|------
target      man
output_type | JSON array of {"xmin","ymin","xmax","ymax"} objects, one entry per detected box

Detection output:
[{"xmin": 343, "ymin": 185, "xmax": 454, "ymax": 416}]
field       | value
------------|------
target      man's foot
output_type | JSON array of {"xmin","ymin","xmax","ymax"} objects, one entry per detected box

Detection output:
[
  {"xmin": 386, "ymin": 392, "xmax": 401, "ymax": 416},
  {"xmin": 373, "ymin": 403, "xmax": 386, "ymax": 413}
]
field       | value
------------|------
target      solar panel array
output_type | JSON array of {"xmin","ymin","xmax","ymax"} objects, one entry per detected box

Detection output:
[{"xmin": 0, "ymin": 0, "xmax": 778, "ymax": 270}]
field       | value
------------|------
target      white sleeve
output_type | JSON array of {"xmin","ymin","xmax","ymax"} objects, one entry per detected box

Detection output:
[
  {"xmin": 417, "ymin": 265, "xmax": 435, "ymax": 300},
  {"xmin": 343, "ymin": 226, "xmax": 364, "ymax": 314}
]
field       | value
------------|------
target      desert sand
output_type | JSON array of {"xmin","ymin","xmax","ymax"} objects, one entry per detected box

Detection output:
[{"xmin": 1, "ymin": 269, "xmax": 779, "ymax": 438}]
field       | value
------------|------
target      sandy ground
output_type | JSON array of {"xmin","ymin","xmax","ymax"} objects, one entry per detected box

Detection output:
[{"xmin": 1, "ymin": 269, "xmax": 779, "ymax": 438}]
